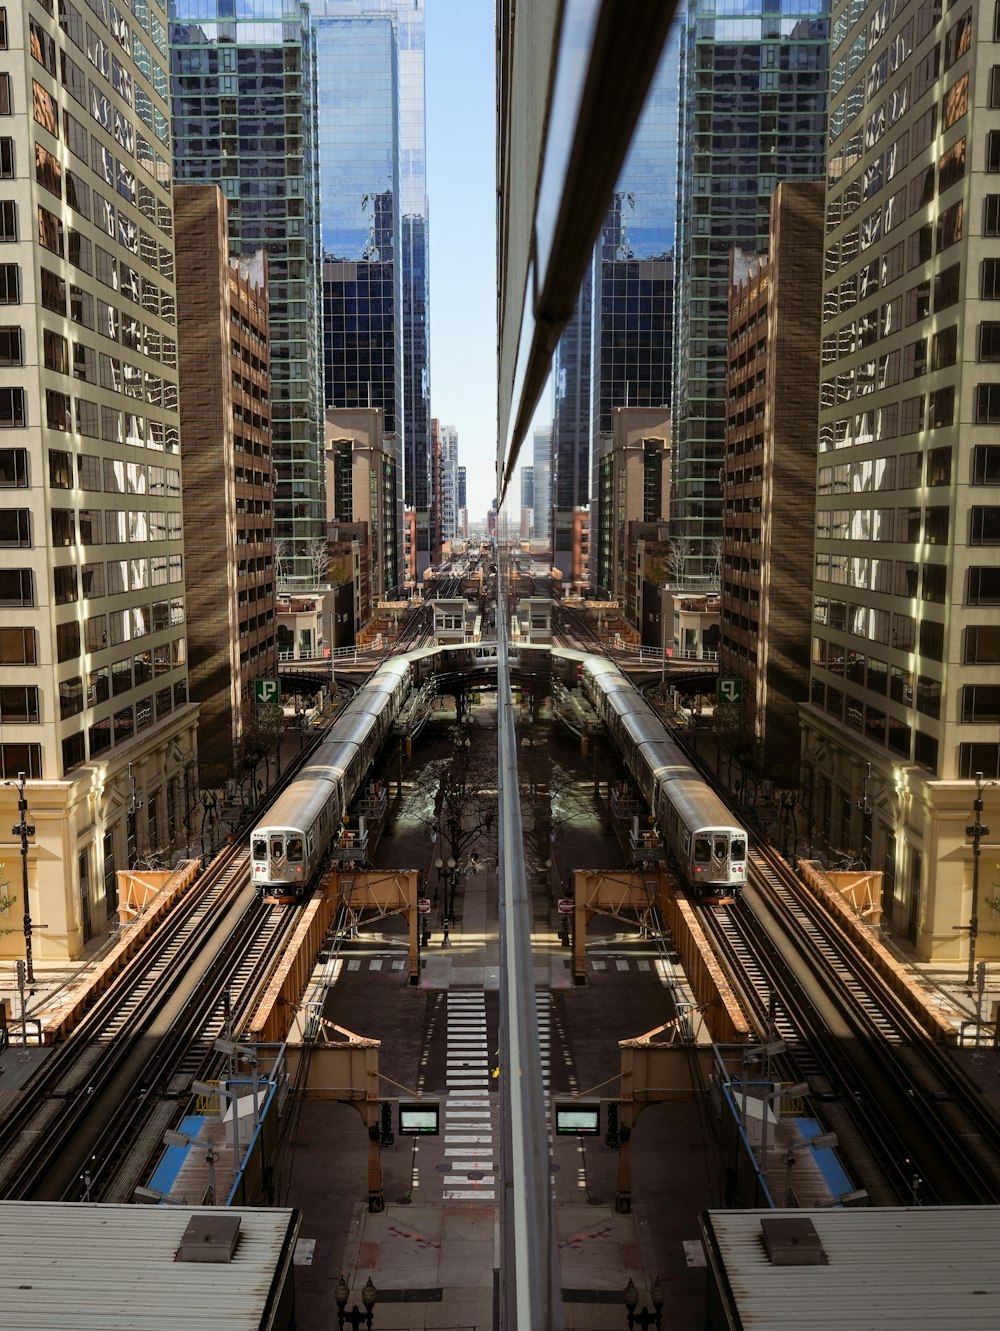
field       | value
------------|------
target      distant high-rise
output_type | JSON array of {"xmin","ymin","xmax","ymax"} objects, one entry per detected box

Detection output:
[
  {"xmin": 170, "ymin": 0, "xmax": 324, "ymax": 586},
  {"xmin": 552, "ymin": 24, "xmax": 680, "ymax": 587},
  {"xmin": 520, "ymin": 466, "xmax": 535, "ymax": 513},
  {"xmin": 312, "ymin": 0, "xmax": 431, "ymax": 586},
  {"xmin": 439, "ymin": 423, "xmax": 459, "ymax": 541},
  {"xmin": 672, "ymin": 1, "xmax": 830, "ymax": 583},
  {"xmin": 532, "ymin": 429, "xmax": 552, "ymax": 544}
]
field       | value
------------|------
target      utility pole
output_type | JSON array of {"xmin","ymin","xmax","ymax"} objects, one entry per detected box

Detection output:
[
  {"xmin": 967, "ymin": 772, "xmax": 991, "ymax": 987},
  {"xmin": 8, "ymin": 772, "xmax": 36, "ymax": 984}
]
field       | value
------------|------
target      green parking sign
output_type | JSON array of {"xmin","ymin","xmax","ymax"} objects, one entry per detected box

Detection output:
[
  {"xmin": 717, "ymin": 678, "xmax": 743, "ymax": 705},
  {"xmin": 254, "ymin": 679, "xmax": 280, "ymax": 705}
]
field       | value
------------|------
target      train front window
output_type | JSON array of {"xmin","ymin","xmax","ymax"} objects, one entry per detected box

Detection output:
[
  {"xmin": 287, "ymin": 836, "xmax": 304, "ymax": 862},
  {"xmin": 731, "ymin": 838, "xmax": 746, "ymax": 861},
  {"xmin": 270, "ymin": 837, "xmax": 284, "ymax": 859},
  {"xmin": 694, "ymin": 837, "xmax": 711, "ymax": 863},
  {"xmin": 714, "ymin": 837, "xmax": 728, "ymax": 860},
  {"xmin": 252, "ymin": 838, "xmax": 267, "ymax": 860}
]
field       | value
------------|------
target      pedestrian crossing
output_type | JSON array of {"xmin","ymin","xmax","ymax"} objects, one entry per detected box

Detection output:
[
  {"xmin": 340, "ymin": 951, "xmax": 664, "ymax": 975},
  {"xmin": 443, "ymin": 991, "xmax": 495, "ymax": 1201}
]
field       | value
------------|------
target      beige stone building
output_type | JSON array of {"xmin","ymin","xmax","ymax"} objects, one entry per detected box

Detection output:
[
  {"xmin": 175, "ymin": 185, "xmax": 276, "ymax": 785},
  {"xmin": 325, "ymin": 406, "xmax": 398, "ymax": 605},
  {"xmin": 0, "ymin": 1, "xmax": 197, "ymax": 961},
  {"xmin": 593, "ymin": 405, "xmax": 670, "ymax": 602},
  {"xmin": 803, "ymin": 3, "xmax": 1000, "ymax": 959}
]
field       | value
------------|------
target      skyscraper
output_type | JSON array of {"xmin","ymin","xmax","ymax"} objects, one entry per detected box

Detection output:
[
  {"xmin": 1, "ymin": 0, "xmax": 197, "ymax": 949},
  {"xmin": 439, "ymin": 422, "xmax": 458, "ymax": 541},
  {"xmin": 312, "ymin": 0, "xmax": 431, "ymax": 587},
  {"xmin": 802, "ymin": 3, "xmax": 1000, "ymax": 959},
  {"xmin": 672, "ymin": 1, "xmax": 830, "ymax": 584},
  {"xmin": 169, "ymin": 0, "xmax": 324, "ymax": 586},
  {"xmin": 551, "ymin": 24, "xmax": 680, "ymax": 587},
  {"xmin": 532, "ymin": 427, "xmax": 552, "ymax": 544}
]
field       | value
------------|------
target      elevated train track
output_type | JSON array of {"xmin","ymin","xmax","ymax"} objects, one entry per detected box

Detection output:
[{"xmin": 699, "ymin": 831, "xmax": 1000, "ymax": 1206}]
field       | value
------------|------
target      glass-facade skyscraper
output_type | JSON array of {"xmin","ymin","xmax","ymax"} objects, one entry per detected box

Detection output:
[
  {"xmin": 169, "ymin": 0, "xmax": 324, "ymax": 586},
  {"xmin": 551, "ymin": 24, "xmax": 680, "ymax": 587},
  {"xmin": 672, "ymin": 0, "xmax": 830, "ymax": 583},
  {"xmin": 313, "ymin": 1, "xmax": 431, "ymax": 586}
]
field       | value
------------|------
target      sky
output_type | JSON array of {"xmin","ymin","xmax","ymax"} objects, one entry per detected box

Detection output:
[{"xmin": 425, "ymin": 0, "xmax": 546, "ymax": 526}]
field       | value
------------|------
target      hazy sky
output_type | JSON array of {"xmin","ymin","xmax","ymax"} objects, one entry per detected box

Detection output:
[{"xmin": 424, "ymin": 0, "xmax": 557, "ymax": 525}]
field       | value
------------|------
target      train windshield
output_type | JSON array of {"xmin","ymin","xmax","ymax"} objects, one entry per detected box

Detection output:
[
  {"xmin": 714, "ymin": 837, "xmax": 728, "ymax": 860},
  {"xmin": 270, "ymin": 837, "xmax": 284, "ymax": 859},
  {"xmin": 694, "ymin": 837, "xmax": 711, "ymax": 863},
  {"xmin": 731, "ymin": 838, "xmax": 747, "ymax": 862},
  {"xmin": 287, "ymin": 836, "xmax": 304, "ymax": 862},
  {"xmin": 252, "ymin": 838, "xmax": 267, "ymax": 860}
]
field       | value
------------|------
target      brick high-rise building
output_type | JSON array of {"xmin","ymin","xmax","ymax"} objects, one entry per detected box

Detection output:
[
  {"xmin": 175, "ymin": 186, "xmax": 276, "ymax": 784},
  {"xmin": 721, "ymin": 182, "xmax": 824, "ymax": 788}
]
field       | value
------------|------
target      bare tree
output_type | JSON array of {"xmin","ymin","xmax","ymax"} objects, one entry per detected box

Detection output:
[
  {"xmin": 708, "ymin": 537, "xmax": 724, "ymax": 590},
  {"xmin": 665, "ymin": 535, "xmax": 689, "ymax": 587},
  {"xmin": 275, "ymin": 539, "xmax": 293, "ymax": 593},
  {"xmin": 234, "ymin": 701, "xmax": 286, "ymax": 798},
  {"xmin": 307, "ymin": 537, "xmax": 331, "ymax": 589}
]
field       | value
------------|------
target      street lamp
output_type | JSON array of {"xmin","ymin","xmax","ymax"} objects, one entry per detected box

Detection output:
[
  {"xmin": 334, "ymin": 1274, "xmax": 377, "ymax": 1330},
  {"xmin": 623, "ymin": 1276, "xmax": 664, "ymax": 1330},
  {"xmin": 966, "ymin": 771, "xmax": 995, "ymax": 987},
  {"xmin": 6, "ymin": 771, "xmax": 36, "ymax": 984},
  {"xmin": 447, "ymin": 856, "xmax": 457, "ymax": 922}
]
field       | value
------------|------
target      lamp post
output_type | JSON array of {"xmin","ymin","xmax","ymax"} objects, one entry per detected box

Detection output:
[
  {"xmin": 446, "ymin": 856, "xmax": 457, "ymax": 923},
  {"xmin": 967, "ymin": 771, "xmax": 992, "ymax": 987},
  {"xmin": 334, "ymin": 1275, "xmax": 377, "ymax": 1330},
  {"xmin": 623, "ymin": 1276, "xmax": 664, "ymax": 1330},
  {"xmin": 7, "ymin": 771, "xmax": 36, "ymax": 984}
]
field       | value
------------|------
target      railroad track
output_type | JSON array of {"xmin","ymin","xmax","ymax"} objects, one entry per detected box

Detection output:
[
  {"xmin": 0, "ymin": 744, "xmax": 328, "ymax": 1204},
  {"xmin": 702, "ymin": 841, "xmax": 1000, "ymax": 1205}
]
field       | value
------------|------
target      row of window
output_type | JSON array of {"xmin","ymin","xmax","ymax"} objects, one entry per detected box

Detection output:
[
  {"xmin": 813, "ymin": 678, "xmax": 939, "ymax": 769},
  {"xmin": 817, "ymin": 446, "xmax": 957, "ymax": 495},
  {"xmin": 816, "ymin": 503, "xmax": 969, "ymax": 543},
  {"xmin": 52, "ymin": 616, "xmax": 184, "ymax": 664},
  {"xmin": 815, "ymin": 552, "xmax": 950, "ymax": 600},
  {"xmin": 1, "ymin": 502, "xmax": 182, "ymax": 545},
  {"xmin": 63, "ymin": 680, "xmax": 184, "ymax": 775}
]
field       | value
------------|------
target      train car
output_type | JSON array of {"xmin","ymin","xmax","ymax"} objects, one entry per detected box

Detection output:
[
  {"xmin": 656, "ymin": 777, "xmax": 747, "ymax": 897},
  {"xmin": 249, "ymin": 653, "xmax": 418, "ymax": 897},
  {"xmin": 565, "ymin": 650, "xmax": 748, "ymax": 897},
  {"xmin": 251, "ymin": 770, "xmax": 342, "ymax": 894}
]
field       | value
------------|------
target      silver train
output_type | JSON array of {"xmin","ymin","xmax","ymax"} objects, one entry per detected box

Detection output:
[
  {"xmin": 250, "ymin": 643, "xmax": 746, "ymax": 899},
  {"xmin": 250, "ymin": 655, "xmax": 415, "ymax": 894},
  {"xmin": 564, "ymin": 651, "xmax": 748, "ymax": 896}
]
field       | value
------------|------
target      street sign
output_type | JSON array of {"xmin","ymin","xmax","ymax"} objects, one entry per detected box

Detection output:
[
  {"xmin": 557, "ymin": 898, "xmax": 574, "ymax": 915},
  {"xmin": 417, "ymin": 897, "xmax": 431, "ymax": 915},
  {"xmin": 254, "ymin": 679, "xmax": 280, "ymax": 705},
  {"xmin": 717, "ymin": 678, "xmax": 743, "ymax": 705}
]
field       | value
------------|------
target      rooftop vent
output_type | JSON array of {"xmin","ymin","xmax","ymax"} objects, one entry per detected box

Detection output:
[
  {"xmin": 176, "ymin": 1214, "xmax": 242, "ymax": 1264},
  {"xmin": 759, "ymin": 1217, "xmax": 827, "ymax": 1267}
]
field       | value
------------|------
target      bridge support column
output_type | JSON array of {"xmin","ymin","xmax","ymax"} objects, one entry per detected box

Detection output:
[{"xmin": 615, "ymin": 1052, "xmax": 634, "ymax": 1213}]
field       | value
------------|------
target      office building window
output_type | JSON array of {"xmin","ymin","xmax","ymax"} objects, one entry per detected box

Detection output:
[
  {"xmin": 0, "ymin": 568, "xmax": 32, "ymax": 605},
  {"xmin": 0, "ymin": 745, "xmax": 42, "ymax": 778},
  {"xmin": 0, "ymin": 445, "xmax": 27, "ymax": 485},
  {"xmin": 0, "ymin": 626, "xmax": 36, "ymax": 663},
  {"xmin": 971, "ymin": 507, "xmax": 1000, "ymax": 543},
  {"xmin": 0, "ymin": 508, "xmax": 30, "ymax": 545},
  {"xmin": 976, "ymin": 384, "xmax": 1000, "ymax": 423},
  {"xmin": 0, "ymin": 685, "xmax": 38, "ymax": 722}
]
